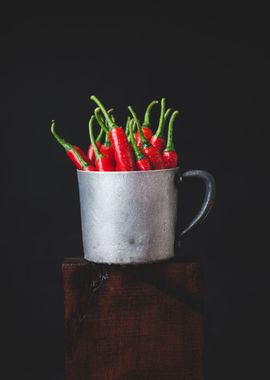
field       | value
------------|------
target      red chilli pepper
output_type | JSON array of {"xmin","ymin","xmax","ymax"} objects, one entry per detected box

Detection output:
[
  {"xmin": 87, "ymin": 127, "xmax": 103, "ymax": 163},
  {"xmin": 150, "ymin": 97, "xmax": 167, "ymax": 152},
  {"xmin": 89, "ymin": 116, "xmax": 115, "ymax": 171},
  {"xmin": 73, "ymin": 146, "xmax": 90, "ymax": 163},
  {"xmin": 90, "ymin": 96, "xmax": 136, "ymax": 171},
  {"xmin": 128, "ymin": 106, "xmax": 164, "ymax": 170},
  {"xmin": 51, "ymin": 120, "xmax": 95, "ymax": 171},
  {"xmin": 162, "ymin": 110, "xmax": 179, "ymax": 169},
  {"xmin": 100, "ymin": 133, "xmax": 115, "ymax": 166},
  {"xmin": 135, "ymin": 100, "xmax": 157, "ymax": 148},
  {"xmin": 129, "ymin": 119, "xmax": 152, "ymax": 171}
]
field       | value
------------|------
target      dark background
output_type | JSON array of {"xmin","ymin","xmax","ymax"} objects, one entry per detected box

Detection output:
[{"xmin": 2, "ymin": 2, "xmax": 269, "ymax": 379}]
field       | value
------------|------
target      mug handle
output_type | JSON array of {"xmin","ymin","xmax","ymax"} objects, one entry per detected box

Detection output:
[{"xmin": 178, "ymin": 170, "xmax": 216, "ymax": 240}]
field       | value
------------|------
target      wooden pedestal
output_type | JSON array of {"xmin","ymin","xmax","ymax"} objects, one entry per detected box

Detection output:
[{"xmin": 62, "ymin": 257, "xmax": 204, "ymax": 380}]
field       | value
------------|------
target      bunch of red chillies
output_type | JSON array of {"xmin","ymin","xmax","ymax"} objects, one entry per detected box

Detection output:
[{"xmin": 50, "ymin": 96, "xmax": 180, "ymax": 172}]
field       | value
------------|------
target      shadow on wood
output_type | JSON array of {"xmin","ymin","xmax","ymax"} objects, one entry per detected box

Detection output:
[{"xmin": 63, "ymin": 257, "xmax": 204, "ymax": 380}]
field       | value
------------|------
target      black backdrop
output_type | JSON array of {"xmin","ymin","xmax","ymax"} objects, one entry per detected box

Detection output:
[{"xmin": 2, "ymin": 2, "xmax": 269, "ymax": 379}]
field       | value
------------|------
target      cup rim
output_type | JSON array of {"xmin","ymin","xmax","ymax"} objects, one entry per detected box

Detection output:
[{"xmin": 77, "ymin": 167, "xmax": 180, "ymax": 175}]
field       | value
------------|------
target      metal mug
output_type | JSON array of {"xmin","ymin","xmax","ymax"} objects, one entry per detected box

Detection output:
[{"xmin": 77, "ymin": 168, "xmax": 216, "ymax": 264}]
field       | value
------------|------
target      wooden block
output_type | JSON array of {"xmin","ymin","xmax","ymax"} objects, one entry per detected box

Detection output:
[{"xmin": 63, "ymin": 257, "xmax": 204, "ymax": 380}]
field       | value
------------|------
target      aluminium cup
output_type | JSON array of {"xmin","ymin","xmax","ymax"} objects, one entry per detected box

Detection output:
[{"xmin": 77, "ymin": 168, "xmax": 215, "ymax": 264}]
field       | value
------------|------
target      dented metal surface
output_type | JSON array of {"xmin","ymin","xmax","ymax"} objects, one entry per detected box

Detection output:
[{"xmin": 77, "ymin": 168, "xmax": 178, "ymax": 264}]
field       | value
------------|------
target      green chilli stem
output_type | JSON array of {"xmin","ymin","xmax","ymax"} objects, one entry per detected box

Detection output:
[
  {"xmin": 89, "ymin": 116, "xmax": 102, "ymax": 159},
  {"xmin": 132, "ymin": 118, "xmax": 136, "ymax": 131},
  {"xmin": 96, "ymin": 128, "xmax": 104, "ymax": 142},
  {"xmin": 164, "ymin": 108, "xmax": 172, "ymax": 121},
  {"xmin": 89, "ymin": 110, "xmax": 104, "ymax": 143},
  {"xmin": 154, "ymin": 97, "xmax": 166, "ymax": 138},
  {"xmin": 103, "ymin": 109, "xmax": 113, "ymax": 146},
  {"xmin": 105, "ymin": 108, "xmax": 114, "ymax": 129},
  {"xmin": 129, "ymin": 118, "xmax": 144, "ymax": 160},
  {"xmin": 94, "ymin": 108, "xmax": 109, "ymax": 134},
  {"xmin": 90, "ymin": 96, "xmax": 115, "ymax": 130},
  {"xmin": 131, "ymin": 119, "xmax": 137, "ymax": 141},
  {"xmin": 128, "ymin": 118, "xmax": 136, "ymax": 143},
  {"xmin": 164, "ymin": 110, "xmax": 179, "ymax": 151},
  {"xmin": 51, "ymin": 120, "xmax": 72, "ymax": 152},
  {"xmin": 128, "ymin": 106, "xmax": 149, "ymax": 147},
  {"xmin": 125, "ymin": 116, "xmax": 130, "ymax": 137},
  {"xmin": 103, "ymin": 131, "xmax": 111, "ymax": 146},
  {"xmin": 143, "ymin": 100, "xmax": 158, "ymax": 127}
]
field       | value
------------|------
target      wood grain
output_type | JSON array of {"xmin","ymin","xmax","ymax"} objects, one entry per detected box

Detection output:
[{"xmin": 63, "ymin": 257, "xmax": 204, "ymax": 380}]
